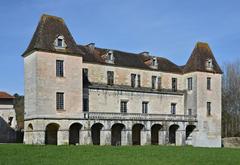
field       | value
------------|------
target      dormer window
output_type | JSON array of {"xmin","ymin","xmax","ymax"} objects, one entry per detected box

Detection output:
[
  {"xmin": 152, "ymin": 58, "xmax": 158, "ymax": 66},
  {"xmin": 54, "ymin": 35, "xmax": 67, "ymax": 49},
  {"xmin": 150, "ymin": 57, "xmax": 158, "ymax": 69},
  {"xmin": 104, "ymin": 50, "xmax": 114, "ymax": 64},
  {"xmin": 206, "ymin": 59, "xmax": 213, "ymax": 70},
  {"xmin": 57, "ymin": 38, "xmax": 63, "ymax": 47}
]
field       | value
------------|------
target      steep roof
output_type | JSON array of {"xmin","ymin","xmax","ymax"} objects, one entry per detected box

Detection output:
[
  {"xmin": 0, "ymin": 92, "xmax": 14, "ymax": 99},
  {"xmin": 22, "ymin": 14, "xmax": 222, "ymax": 75},
  {"xmin": 22, "ymin": 14, "xmax": 83, "ymax": 57},
  {"xmin": 183, "ymin": 42, "xmax": 223, "ymax": 74},
  {"xmin": 78, "ymin": 45, "xmax": 183, "ymax": 73}
]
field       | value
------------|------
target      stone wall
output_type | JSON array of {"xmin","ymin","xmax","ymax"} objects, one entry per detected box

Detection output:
[
  {"xmin": 83, "ymin": 63, "xmax": 184, "ymax": 90},
  {"xmin": 223, "ymin": 137, "xmax": 240, "ymax": 148},
  {"xmin": 24, "ymin": 51, "xmax": 83, "ymax": 119},
  {"xmin": 0, "ymin": 106, "xmax": 17, "ymax": 143},
  {"xmin": 88, "ymin": 88, "xmax": 185, "ymax": 114},
  {"xmin": 23, "ymin": 51, "xmax": 222, "ymax": 147},
  {"xmin": 194, "ymin": 72, "xmax": 222, "ymax": 147}
]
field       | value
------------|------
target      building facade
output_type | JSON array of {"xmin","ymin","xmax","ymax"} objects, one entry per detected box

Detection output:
[
  {"xmin": 23, "ymin": 15, "xmax": 222, "ymax": 147},
  {"xmin": 0, "ymin": 92, "xmax": 17, "ymax": 143}
]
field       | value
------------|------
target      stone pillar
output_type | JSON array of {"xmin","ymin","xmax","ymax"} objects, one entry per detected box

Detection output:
[
  {"xmin": 141, "ymin": 129, "xmax": 151, "ymax": 145},
  {"xmin": 24, "ymin": 131, "xmax": 30, "ymax": 144},
  {"xmin": 80, "ymin": 129, "xmax": 92, "ymax": 145},
  {"xmin": 32, "ymin": 130, "xmax": 45, "ymax": 145},
  {"xmin": 176, "ymin": 130, "xmax": 185, "ymax": 146},
  {"xmin": 159, "ymin": 130, "xmax": 167, "ymax": 145},
  {"xmin": 58, "ymin": 129, "xmax": 69, "ymax": 145},
  {"xmin": 100, "ymin": 129, "xmax": 111, "ymax": 145},
  {"xmin": 121, "ymin": 129, "xmax": 132, "ymax": 146}
]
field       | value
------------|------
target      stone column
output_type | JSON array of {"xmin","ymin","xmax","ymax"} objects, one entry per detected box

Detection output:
[
  {"xmin": 100, "ymin": 129, "xmax": 111, "ymax": 145},
  {"xmin": 23, "ymin": 131, "xmax": 30, "ymax": 144},
  {"xmin": 159, "ymin": 130, "xmax": 167, "ymax": 145},
  {"xmin": 141, "ymin": 129, "xmax": 151, "ymax": 145},
  {"xmin": 121, "ymin": 129, "xmax": 132, "ymax": 146},
  {"xmin": 176, "ymin": 130, "xmax": 185, "ymax": 146},
  {"xmin": 32, "ymin": 130, "xmax": 45, "ymax": 145},
  {"xmin": 58, "ymin": 129, "xmax": 69, "ymax": 145},
  {"xmin": 80, "ymin": 129, "xmax": 92, "ymax": 145}
]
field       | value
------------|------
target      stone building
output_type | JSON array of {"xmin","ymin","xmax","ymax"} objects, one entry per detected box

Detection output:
[
  {"xmin": 0, "ymin": 92, "xmax": 17, "ymax": 143},
  {"xmin": 23, "ymin": 14, "xmax": 222, "ymax": 147}
]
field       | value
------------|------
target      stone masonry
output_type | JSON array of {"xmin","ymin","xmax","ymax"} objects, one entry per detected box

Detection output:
[{"xmin": 23, "ymin": 14, "xmax": 222, "ymax": 147}]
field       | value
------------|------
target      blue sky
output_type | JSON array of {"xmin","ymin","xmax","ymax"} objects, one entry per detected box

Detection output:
[{"xmin": 0, "ymin": 0, "xmax": 240, "ymax": 95}]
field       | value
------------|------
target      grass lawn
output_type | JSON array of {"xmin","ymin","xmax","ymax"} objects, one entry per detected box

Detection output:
[{"xmin": 0, "ymin": 144, "xmax": 240, "ymax": 165}]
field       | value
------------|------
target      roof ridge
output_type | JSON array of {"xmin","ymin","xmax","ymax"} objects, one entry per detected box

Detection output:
[
  {"xmin": 41, "ymin": 14, "xmax": 64, "ymax": 22},
  {"xmin": 0, "ymin": 91, "xmax": 15, "ymax": 99}
]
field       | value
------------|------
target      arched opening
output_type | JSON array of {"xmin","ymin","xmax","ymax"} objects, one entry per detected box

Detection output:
[
  {"xmin": 91, "ymin": 123, "xmax": 104, "ymax": 145},
  {"xmin": 69, "ymin": 123, "xmax": 82, "ymax": 145},
  {"xmin": 151, "ymin": 124, "xmax": 162, "ymax": 145},
  {"xmin": 45, "ymin": 123, "xmax": 59, "ymax": 145},
  {"xmin": 186, "ymin": 125, "xmax": 196, "ymax": 145},
  {"xmin": 111, "ymin": 123, "xmax": 125, "ymax": 146},
  {"xmin": 169, "ymin": 124, "xmax": 179, "ymax": 144},
  {"xmin": 27, "ymin": 124, "xmax": 33, "ymax": 144},
  {"xmin": 132, "ymin": 124, "xmax": 144, "ymax": 145},
  {"xmin": 27, "ymin": 123, "xmax": 33, "ymax": 131}
]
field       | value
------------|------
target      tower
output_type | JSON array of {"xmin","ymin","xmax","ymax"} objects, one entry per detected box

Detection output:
[
  {"xmin": 184, "ymin": 42, "xmax": 222, "ymax": 147},
  {"xmin": 23, "ymin": 15, "xmax": 84, "ymax": 144}
]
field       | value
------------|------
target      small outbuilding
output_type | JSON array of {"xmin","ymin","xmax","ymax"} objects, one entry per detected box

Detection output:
[{"xmin": 0, "ymin": 91, "xmax": 17, "ymax": 143}]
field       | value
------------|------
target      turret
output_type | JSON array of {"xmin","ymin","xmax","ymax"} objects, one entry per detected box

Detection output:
[{"xmin": 184, "ymin": 42, "xmax": 222, "ymax": 147}]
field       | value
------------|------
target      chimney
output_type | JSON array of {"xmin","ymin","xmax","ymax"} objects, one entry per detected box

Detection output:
[{"xmin": 87, "ymin": 43, "xmax": 95, "ymax": 49}]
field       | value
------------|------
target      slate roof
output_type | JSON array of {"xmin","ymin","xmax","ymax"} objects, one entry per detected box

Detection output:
[
  {"xmin": 0, "ymin": 92, "xmax": 14, "ymax": 99},
  {"xmin": 183, "ymin": 42, "xmax": 223, "ymax": 74},
  {"xmin": 22, "ymin": 14, "xmax": 222, "ymax": 74},
  {"xmin": 22, "ymin": 14, "xmax": 83, "ymax": 57}
]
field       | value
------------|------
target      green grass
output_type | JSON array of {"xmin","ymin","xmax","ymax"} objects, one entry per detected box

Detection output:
[{"xmin": 0, "ymin": 144, "xmax": 240, "ymax": 165}]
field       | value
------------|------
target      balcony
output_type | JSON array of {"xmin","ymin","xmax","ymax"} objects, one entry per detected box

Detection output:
[{"xmin": 83, "ymin": 112, "xmax": 197, "ymax": 122}]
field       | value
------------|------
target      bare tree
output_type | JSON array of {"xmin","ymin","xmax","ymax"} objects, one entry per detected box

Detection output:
[{"xmin": 222, "ymin": 60, "xmax": 240, "ymax": 137}]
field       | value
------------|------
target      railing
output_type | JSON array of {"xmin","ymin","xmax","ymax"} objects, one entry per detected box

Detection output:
[{"xmin": 83, "ymin": 112, "xmax": 197, "ymax": 122}]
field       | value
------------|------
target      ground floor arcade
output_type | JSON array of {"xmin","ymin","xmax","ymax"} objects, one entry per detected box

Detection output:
[{"xmin": 24, "ymin": 118, "xmax": 197, "ymax": 146}]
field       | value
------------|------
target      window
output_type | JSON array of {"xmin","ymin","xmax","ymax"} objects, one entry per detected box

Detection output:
[
  {"xmin": 56, "ymin": 60, "xmax": 64, "ymax": 77},
  {"xmin": 105, "ymin": 50, "xmax": 114, "ymax": 63},
  {"xmin": 137, "ymin": 74, "xmax": 141, "ymax": 87},
  {"xmin": 131, "ymin": 74, "xmax": 136, "ymax": 88},
  {"xmin": 152, "ymin": 58, "xmax": 157, "ymax": 66},
  {"xmin": 83, "ymin": 68, "xmax": 88, "ymax": 79},
  {"xmin": 8, "ymin": 117, "xmax": 13, "ymax": 126},
  {"xmin": 206, "ymin": 59, "xmax": 213, "ymax": 70},
  {"xmin": 56, "ymin": 92, "xmax": 64, "ymax": 110},
  {"xmin": 57, "ymin": 38, "xmax": 63, "ymax": 47},
  {"xmin": 158, "ymin": 77, "xmax": 162, "ymax": 90},
  {"xmin": 207, "ymin": 77, "xmax": 211, "ymax": 90},
  {"xmin": 152, "ymin": 76, "xmax": 157, "ymax": 89},
  {"xmin": 107, "ymin": 53, "xmax": 112, "ymax": 60},
  {"xmin": 83, "ymin": 68, "xmax": 88, "ymax": 85},
  {"xmin": 171, "ymin": 103, "xmax": 176, "ymax": 114},
  {"xmin": 207, "ymin": 102, "xmax": 211, "ymax": 116},
  {"xmin": 188, "ymin": 109, "xmax": 192, "ymax": 116},
  {"xmin": 172, "ymin": 78, "xmax": 177, "ymax": 91},
  {"xmin": 83, "ymin": 98, "xmax": 89, "ymax": 112},
  {"xmin": 54, "ymin": 35, "xmax": 66, "ymax": 49},
  {"xmin": 107, "ymin": 71, "xmax": 114, "ymax": 85},
  {"xmin": 187, "ymin": 77, "xmax": 193, "ymax": 90},
  {"xmin": 142, "ymin": 102, "xmax": 148, "ymax": 114},
  {"xmin": 150, "ymin": 57, "xmax": 158, "ymax": 69},
  {"xmin": 120, "ymin": 101, "xmax": 128, "ymax": 113}
]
